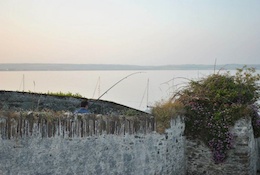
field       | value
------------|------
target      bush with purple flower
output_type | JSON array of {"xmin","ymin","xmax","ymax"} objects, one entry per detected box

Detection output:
[{"xmin": 157, "ymin": 66, "xmax": 260, "ymax": 163}]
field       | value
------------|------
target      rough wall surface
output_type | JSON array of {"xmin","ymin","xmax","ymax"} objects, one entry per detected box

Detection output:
[
  {"xmin": 0, "ymin": 90, "xmax": 147, "ymax": 115},
  {"xmin": 0, "ymin": 112, "xmax": 186, "ymax": 175},
  {"xmin": 0, "ymin": 91, "xmax": 259, "ymax": 174},
  {"xmin": 257, "ymin": 138, "xmax": 260, "ymax": 173},
  {"xmin": 186, "ymin": 118, "xmax": 258, "ymax": 175}
]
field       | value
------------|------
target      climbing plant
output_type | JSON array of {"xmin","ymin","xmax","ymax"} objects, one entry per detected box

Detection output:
[
  {"xmin": 153, "ymin": 66, "xmax": 260, "ymax": 163},
  {"xmin": 179, "ymin": 66, "xmax": 260, "ymax": 163}
]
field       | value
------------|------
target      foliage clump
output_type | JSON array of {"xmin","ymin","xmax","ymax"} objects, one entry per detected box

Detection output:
[
  {"xmin": 47, "ymin": 91, "xmax": 83, "ymax": 98},
  {"xmin": 152, "ymin": 100, "xmax": 184, "ymax": 133},
  {"xmin": 177, "ymin": 66, "xmax": 260, "ymax": 163},
  {"xmin": 152, "ymin": 66, "xmax": 260, "ymax": 163}
]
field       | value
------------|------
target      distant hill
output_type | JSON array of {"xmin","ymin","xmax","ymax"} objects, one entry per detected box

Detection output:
[{"xmin": 0, "ymin": 63, "xmax": 259, "ymax": 71}]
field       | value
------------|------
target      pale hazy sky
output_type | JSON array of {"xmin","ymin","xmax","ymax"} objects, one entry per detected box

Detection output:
[{"xmin": 0, "ymin": 0, "xmax": 259, "ymax": 65}]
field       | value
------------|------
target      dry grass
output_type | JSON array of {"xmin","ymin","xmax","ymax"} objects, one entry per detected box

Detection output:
[{"xmin": 152, "ymin": 99, "xmax": 184, "ymax": 133}]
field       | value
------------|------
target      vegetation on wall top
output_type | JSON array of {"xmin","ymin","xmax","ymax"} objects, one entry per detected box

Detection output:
[
  {"xmin": 46, "ymin": 91, "xmax": 83, "ymax": 98},
  {"xmin": 152, "ymin": 66, "xmax": 260, "ymax": 163}
]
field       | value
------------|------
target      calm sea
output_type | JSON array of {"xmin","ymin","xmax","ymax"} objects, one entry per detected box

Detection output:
[{"xmin": 1, "ymin": 69, "xmax": 258, "ymax": 111}]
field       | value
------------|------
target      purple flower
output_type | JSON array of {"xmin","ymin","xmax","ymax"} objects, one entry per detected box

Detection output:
[{"xmin": 256, "ymin": 119, "xmax": 260, "ymax": 126}]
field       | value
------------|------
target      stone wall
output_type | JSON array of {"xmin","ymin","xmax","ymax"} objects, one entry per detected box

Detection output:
[
  {"xmin": 186, "ymin": 118, "xmax": 259, "ymax": 175},
  {"xmin": 0, "ymin": 91, "xmax": 259, "ymax": 174},
  {"xmin": 0, "ymin": 111, "xmax": 186, "ymax": 175},
  {"xmin": 0, "ymin": 90, "xmax": 147, "ymax": 115},
  {"xmin": 257, "ymin": 138, "xmax": 260, "ymax": 173},
  {"xmin": 0, "ymin": 111, "xmax": 259, "ymax": 174},
  {"xmin": 0, "ymin": 111, "xmax": 155, "ymax": 139}
]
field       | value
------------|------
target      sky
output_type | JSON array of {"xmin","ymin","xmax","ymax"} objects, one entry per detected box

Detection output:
[{"xmin": 0, "ymin": 0, "xmax": 260, "ymax": 66}]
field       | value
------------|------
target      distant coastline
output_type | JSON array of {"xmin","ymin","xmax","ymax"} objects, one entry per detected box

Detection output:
[{"xmin": 0, "ymin": 63, "xmax": 259, "ymax": 71}]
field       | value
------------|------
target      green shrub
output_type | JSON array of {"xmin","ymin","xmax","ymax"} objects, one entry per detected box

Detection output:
[
  {"xmin": 178, "ymin": 66, "xmax": 260, "ymax": 163},
  {"xmin": 153, "ymin": 66, "xmax": 260, "ymax": 163}
]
